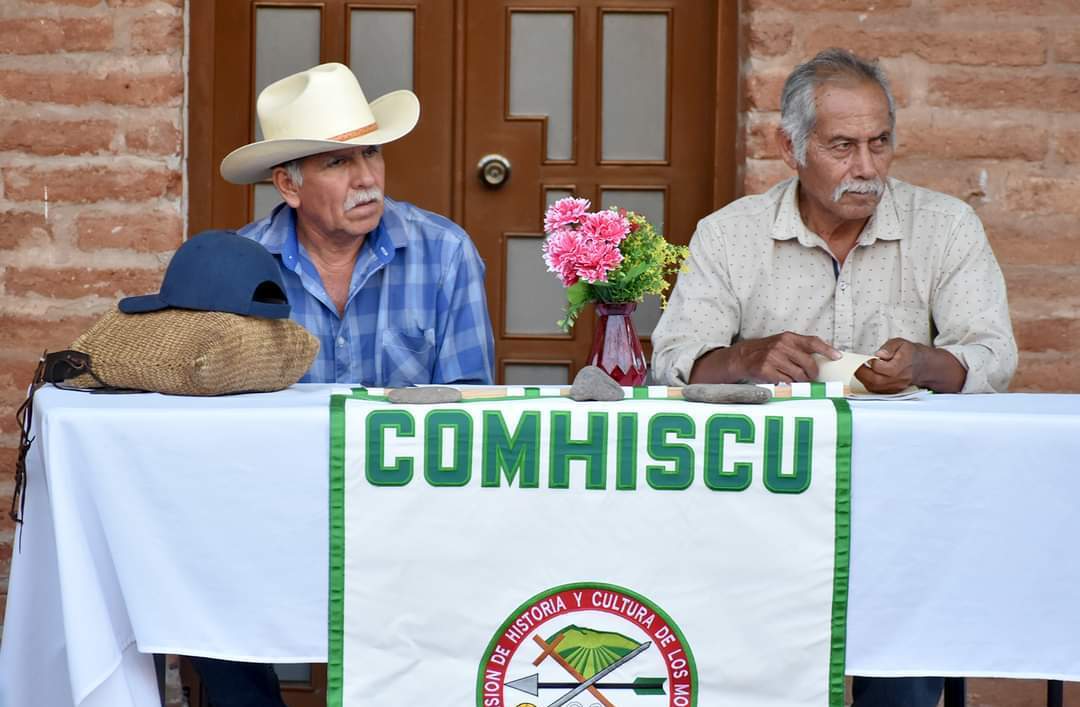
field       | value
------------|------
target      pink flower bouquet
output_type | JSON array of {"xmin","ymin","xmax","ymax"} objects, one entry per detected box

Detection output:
[{"xmin": 541, "ymin": 197, "xmax": 688, "ymax": 331}]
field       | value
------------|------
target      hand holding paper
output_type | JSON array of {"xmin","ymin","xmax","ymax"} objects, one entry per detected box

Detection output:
[{"xmin": 812, "ymin": 350, "xmax": 924, "ymax": 398}]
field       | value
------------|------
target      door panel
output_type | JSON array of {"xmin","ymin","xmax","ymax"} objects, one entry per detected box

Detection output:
[{"xmin": 463, "ymin": 0, "xmax": 718, "ymax": 383}]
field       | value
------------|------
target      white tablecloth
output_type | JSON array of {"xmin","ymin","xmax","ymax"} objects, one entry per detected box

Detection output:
[{"xmin": 2, "ymin": 385, "xmax": 1079, "ymax": 707}]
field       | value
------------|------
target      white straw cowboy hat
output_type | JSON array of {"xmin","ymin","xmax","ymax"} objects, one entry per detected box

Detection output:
[{"xmin": 219, "ymin": 62, "xmax": 420, "ymax": 184}]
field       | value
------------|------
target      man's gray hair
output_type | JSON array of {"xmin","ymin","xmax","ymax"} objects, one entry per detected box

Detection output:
[
  {"xmin": 779, "ymin": 48, "xmax": 896, "ymax": 166},
  {"xmin": 276, "ymin": 158, "xmax": 304, "ymax": 187}
]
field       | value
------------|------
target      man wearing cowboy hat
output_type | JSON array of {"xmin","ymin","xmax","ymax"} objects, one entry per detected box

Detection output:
[{"xmin": 190, "ymin": 62, "xmax": 495, "ymax": 706}]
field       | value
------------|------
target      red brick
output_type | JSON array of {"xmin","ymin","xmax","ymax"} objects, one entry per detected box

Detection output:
[
  {"xmin": 938, "ymin": 0, "xmax": 1080, "ymax": 13},
  {"xmin": 746, "ymin": 70, "xmax": 788, "ymax": 112},
  {"xmin": 4, "ymin": 165, "xmax": 181, "ymax": 203},
  {"xmin": 1014, "ymin": 316, "xmax": 1080, "ymax": 353},
  {"xmin": 110, "ymin": 0, "xmax": 183, "ymax": 5},
  {"xmin": 985, "ymin": 214, "xmax": 1080, "ymax": 266},
  {"xmin": 929, "ymin": 72, "xmax": 1080, "ymax": 112},
  {"xmin": 888, "ymin": 162, "xmax": 990, "ymax": 205},
  {"xmin": 77, "ymin": 209, "xmax": 183, "ymax": 252},
  {"xmin": 1011, "ymin": 352, "xmax": 1080, "ymax": 393},
  {"xmin": 746, "ymin": 0, "xmax": 911, "ymax": 9},
  {"xmin": 748, "ymin": 21, "xmax": 793, "ymax": 57},
  {"xmin": 1057, "ymin": 129, "xmax": 1080, "ymax": 164},
  {"xmin": 125, "ymin": 120, "xmax": 181, "ymax": 155},
  {"xmin": 897, "ymin": 118, "xmax": 1047, "ymax": 161},
  {"xmin": 5, "ymin": 266, "xmax": 163, "ymax": 300},
  {"xmin": 747, "ymin": 114, "xmax": 782, "ymax": 160},
  {"xmin": 743, "ymin": 159, "xmax": 794, "ymax": 196},
  {"xmin": 806, "ymin": 29, "xmax": 1046, "ymax": 67},
  {"xmin": 131, "ymin": 13, "xmax": 183, "ymax": 53},
  {"xmin": 21, "ymin": 0, "xmax": 100, "ymax": 7},
  {"xmin": 1005, "ymin": 176, "xmax": 1080, "ymax": 217},
  {"xmin": 1056, "ymin": 30, "xmax": 1080, "ymax": 63},
  {"xmin": 0, "ymin": 70, "xmax": 182, "ymax": 107},
  {"xmin": 0, "ymin": 315, "xmax": 102, "ymax": 356},
  {"xmin": 1002, "ymin": 265, "xmax": 1080, "ymax": 316},
  {"xmin": 0, "ymin": 210, "xmax": 51, "ymax": 250},
  {"xmin": 0, "ymin": 359, "xmax": 39, "ymax": 392},
  {"xmin": 0, "ymin": 17, "xmax": 113, "ymax": 55},
  {"xmin": 0, "ymin": 542, "xmax": 10, "ymax": 590},
  {"xmin": 0, "ymin": 119, "xmax": 117, "ymax": 156},
  {"xmin": 969, "ymin": 678, "xmax": 1080, "ymax": 705}
]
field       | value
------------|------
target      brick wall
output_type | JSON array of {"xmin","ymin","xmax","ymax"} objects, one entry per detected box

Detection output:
[
  {"xmin": 0, "ymin": 0, "xmax": 184, "ymax": 626},
  {"xmin": 744, "ymin": 0, "xmax": 1080, "ymax": 394},
  {"xmin": 1, "ymin": 2, "xmax": 1078, "ymax": 703}
]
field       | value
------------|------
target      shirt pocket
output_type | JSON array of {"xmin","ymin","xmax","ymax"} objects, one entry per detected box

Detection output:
[
  {"xmin": 876, "ymin": 304, "xmax": 932, "ymax": 345},
  {"xmin": 380, "ymin": 327, "xmax": 436, "ymax": 387}
]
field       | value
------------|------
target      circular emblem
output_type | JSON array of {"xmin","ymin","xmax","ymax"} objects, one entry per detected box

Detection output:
[{"xmin": 477, "ymin": 582, "xmax": 697, "ymax": 707}]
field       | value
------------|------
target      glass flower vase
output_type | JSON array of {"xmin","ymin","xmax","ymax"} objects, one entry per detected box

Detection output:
[{"xmin": 587, "ymin": 302, "xmax": 647, "ymax": 386}]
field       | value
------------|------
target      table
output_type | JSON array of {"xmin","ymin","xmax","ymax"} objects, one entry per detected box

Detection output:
[{"xmin": 2, "ymin": 385, "xmax": 1079, "ymax": 707}]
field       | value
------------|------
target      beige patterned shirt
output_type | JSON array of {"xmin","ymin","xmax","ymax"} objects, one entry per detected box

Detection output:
[{"xmin": 651, "ymin": 177, "xmax": 1017, "ymax": 393}]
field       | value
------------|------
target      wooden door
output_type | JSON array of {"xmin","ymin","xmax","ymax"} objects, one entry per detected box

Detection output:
[
  {"xmin": 462, "ymin": 0, "xmax": 725, "ymax": 385},
  {"xmin": 189, "ymin": 0, "xmax": 455, "ymax": 234}
]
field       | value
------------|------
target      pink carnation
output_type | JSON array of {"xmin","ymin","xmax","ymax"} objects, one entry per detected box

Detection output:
[
  {"xmin": 542, "ymin": 228, "xmax": 582, "ymax": 286},
  {"xmin": 579, "ymin": 210, "xmax": 630, "ymax": 244},
  {"xmin": 544, "ymin": 197, "xmax": 591, "ymax": 233},
  {"xmin": 574, "ymin": 238, "xmax": 623, "ymax": 283}
]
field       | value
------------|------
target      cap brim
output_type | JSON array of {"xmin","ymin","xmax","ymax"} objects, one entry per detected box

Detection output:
[
  {"xmin": 248, "ymin": 301, "xmax": 292, "ymax": 319},
  {"xmin": 220, "ymin": 90, "xmax": 420, "ymax": 184},
  {"xmin": 118, "ymin": 293, "xmax": 169, "ymax": 314}
]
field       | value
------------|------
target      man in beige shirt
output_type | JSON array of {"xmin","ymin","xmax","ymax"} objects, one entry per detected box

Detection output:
[
  {"xmin": 652, "ymin": 49, "xmax": 1016, "ymax": 397},
  {"xmin": 652, "ymin": 47, "xmax": 1017, "ymax": 706}
]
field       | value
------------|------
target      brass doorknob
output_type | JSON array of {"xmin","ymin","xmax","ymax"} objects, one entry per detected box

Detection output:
[{"xmin": 477, "ymin": 154, "xmax": 511, "ymax": 188}]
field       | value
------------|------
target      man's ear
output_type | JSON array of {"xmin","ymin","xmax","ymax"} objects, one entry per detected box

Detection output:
[
  {"xmin": 776, "ymin": 126, "xmax": 801, "ymax": 172},
  {"xmin": 271, "ymin": 166, "xmax": 302, "ymax": 208}
]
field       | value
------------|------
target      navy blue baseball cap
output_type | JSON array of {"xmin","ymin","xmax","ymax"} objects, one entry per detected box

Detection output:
[{"xmin": 119, "ymin": 230, "xmax": 291, "ymax": 319}]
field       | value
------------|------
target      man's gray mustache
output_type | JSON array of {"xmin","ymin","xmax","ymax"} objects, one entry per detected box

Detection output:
[
  {"xmin": 833, "ymin": 179, "xmax": 884, "ymax": 202},
  {"xmin": 344, "ymin": 187, "xmax": 383, "ymax": 211}
]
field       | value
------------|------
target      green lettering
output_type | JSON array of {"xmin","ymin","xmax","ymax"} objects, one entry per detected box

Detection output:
[
  {"xmin": 764, "ymin": 416, "xmax": 813, "ymax": 494},
  {"xmin": 366, "ymin": 410, "xmax": 415, "ymax": 486},
  {"xmin": 424, "ymin": 410, "xmax": 472, "ymax": 486},
  {"xmin": 646, "ymin": 413, "xmax": 695, "ymax": 490},
  {"xmin": 549, "ymin": 411, "xmax": 608, "ymax": 489},
  {"xmin": 616, "ymin": 412, "xmax": 639, "ymax": 490},
  {"xmin": 481, "ymin": 411, "xmax": 540, "ymax": 488},
  {"xmin": 703, "ymin": 414, "xmax": 755, "ymax": 491}
]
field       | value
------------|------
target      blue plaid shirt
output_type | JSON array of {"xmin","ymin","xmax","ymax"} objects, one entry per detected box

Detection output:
[{"xmin": 239, "ymin": 198, "xmax": 494, "ymax": 386}]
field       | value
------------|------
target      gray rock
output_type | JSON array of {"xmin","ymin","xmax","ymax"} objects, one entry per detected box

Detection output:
[
  {"xmin": 682, "ymin": 383, "xmax": 772, "ymax": 404},
  {"xmin": 387, "ymin": 386, "xmax": 463, "ymax": 404},
  {"xmin": 569, "ymin": 366, "xmax": 625, "ymax": 402}
]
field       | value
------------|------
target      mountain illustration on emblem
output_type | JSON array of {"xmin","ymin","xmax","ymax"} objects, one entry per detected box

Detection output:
[{"xmin": 544, "ymin": 625, "xmax": 641, "ymax": 679}]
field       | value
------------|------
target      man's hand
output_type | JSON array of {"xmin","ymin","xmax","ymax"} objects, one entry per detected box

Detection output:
[
  {"xmin": 855, "ymin": 338, "xmax": 967, "ymax": 393},
  {"xmin": 690, "ymin": 332, "xmax": 840, "ymax": 384},
  {"xmin": 855, "ymin": 338, "xmax": 916, "ymax": 393}
]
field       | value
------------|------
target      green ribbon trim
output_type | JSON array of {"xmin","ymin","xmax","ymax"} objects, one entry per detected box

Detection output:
[
  {"xmin": 828, "ymin": 398, "xmax": 853, "ymax": 707},
  {"xmin": 327, "ymin": 394, "xmax": 347, "ymax": 707}
]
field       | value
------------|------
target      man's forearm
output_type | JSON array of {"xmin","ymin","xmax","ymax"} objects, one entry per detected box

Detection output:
[
  {"xmin": 688, "ymin": 346, "xmax": 742, "ymax": 384},
  {"xmin": 913, "ymin": 344, "xmax": 967, "ymax": 393}
]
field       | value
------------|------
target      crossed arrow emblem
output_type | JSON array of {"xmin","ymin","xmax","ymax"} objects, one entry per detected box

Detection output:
[{"xmin": 504, "ymin": 633, "xmax": 666, "ymax": 707}]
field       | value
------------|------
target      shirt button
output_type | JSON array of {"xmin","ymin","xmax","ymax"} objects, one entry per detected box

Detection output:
[
  {"xmin": 337, "ymin": 337, "xmax": 346, "ymax": 347},
  {"xmin": 838, "ymin": 281, "xmax": 848, "ymax": 291}
]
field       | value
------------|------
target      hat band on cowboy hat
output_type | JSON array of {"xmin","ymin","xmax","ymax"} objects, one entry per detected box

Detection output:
[{"xmin": 219, "ymin": 62, "xmax": 420, "ymax": 185}]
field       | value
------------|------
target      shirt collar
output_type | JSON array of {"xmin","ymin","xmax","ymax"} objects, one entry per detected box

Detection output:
[{"xmin": 770, "ymin": 177, "xmax": 904, "ymax": 246}]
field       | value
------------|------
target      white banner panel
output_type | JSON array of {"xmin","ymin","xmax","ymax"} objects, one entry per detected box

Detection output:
[{"xmin": 329, "ymin": 391, "xmax": 852, "ymax": 707}]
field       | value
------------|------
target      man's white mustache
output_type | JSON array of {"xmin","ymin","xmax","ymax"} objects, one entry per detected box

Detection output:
[
  {"xmin": 344, "ymin": 187, "xmax": 383, "ymax": 211},
  {"xmin": 833, "ymin": 179, "xmax": 884, "ymax": 202}
]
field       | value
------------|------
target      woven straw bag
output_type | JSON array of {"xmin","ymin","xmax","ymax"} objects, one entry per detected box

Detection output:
[{"xmin": 66, "ymin": 307, "xmax": 319, "ymax": 395}]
